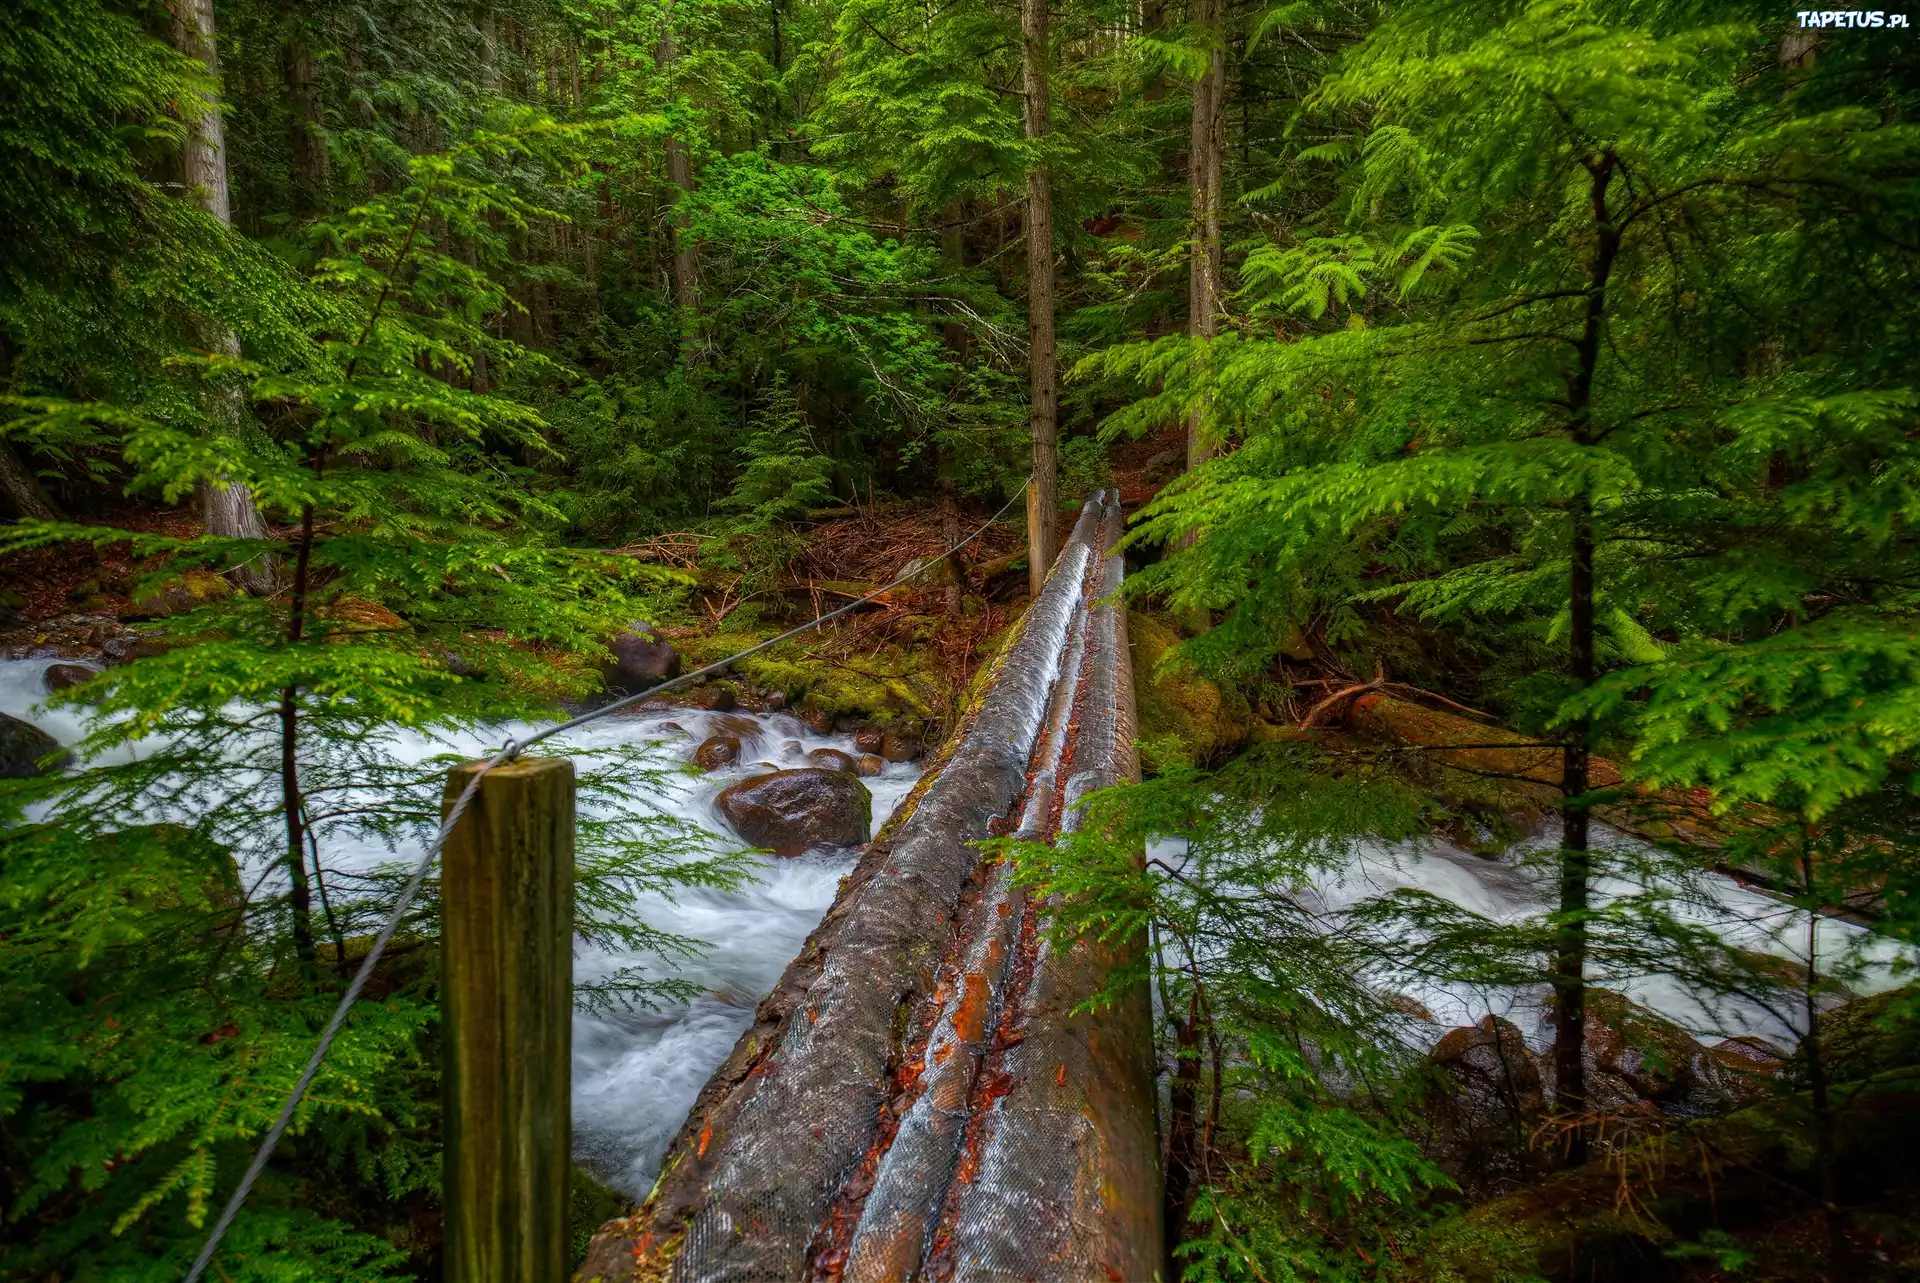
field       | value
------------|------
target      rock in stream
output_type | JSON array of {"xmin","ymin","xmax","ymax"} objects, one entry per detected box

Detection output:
[{"xmin": 714, "ymin": 768, "xmax": 871, "ymax": 855}]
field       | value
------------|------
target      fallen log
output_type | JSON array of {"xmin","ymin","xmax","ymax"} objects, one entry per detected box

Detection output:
[{"xmin": 576, "ymin": 494, "xmax": 1161, "ymax": 1283}]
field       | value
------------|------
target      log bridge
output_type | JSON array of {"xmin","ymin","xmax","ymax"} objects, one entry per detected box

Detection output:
[{"xmin": 577, "ymin": 491, "xmax": 1163, "ymax": 1282}]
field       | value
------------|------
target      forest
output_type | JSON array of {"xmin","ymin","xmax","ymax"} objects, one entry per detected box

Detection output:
[{"xmin": 2, "ymin": 0, "xmax": 1918, "ymax": 1279}]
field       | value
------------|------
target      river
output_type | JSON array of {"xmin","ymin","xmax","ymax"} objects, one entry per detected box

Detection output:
[{"xmin": 1, "ymin": 653, "xmax": 1907, "ymax": 1200}]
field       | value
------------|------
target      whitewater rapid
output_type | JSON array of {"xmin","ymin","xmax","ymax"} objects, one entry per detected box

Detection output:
[
  {"xmin": 3, "ymin": 652, "xmax": 1910, "ymax": 1194},
  {"xmin": 0, "ymin": 655, "xmax": 921, "ymax": 1196}
]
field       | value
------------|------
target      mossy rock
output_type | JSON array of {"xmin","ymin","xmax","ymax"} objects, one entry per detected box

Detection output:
[
  {"xmin": 571, "ymin": 1164, "xmax": 632, "ymax": 1269},
  {"xmin": 130, "ymin": 569, "xmax": 235, "ymax": 618},
  {"xmin": 319, "ymin": 595, "xmax": 408, "ymax": 636},
  {"xmin": 1127, "ymin": 610, "xmax": 1251, "ymax": 772},
  {"xmin": 714, "ymin": 634, "xmax": 946, "ymax": 730},
  {"xmin": 1813, "ymin": 983, "xmax": 1920, "ymax": 1085}
]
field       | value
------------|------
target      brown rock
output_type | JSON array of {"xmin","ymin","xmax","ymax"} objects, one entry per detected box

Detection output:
[
  {"xmin": 807, "ymin": 747, "xmax": 858, "ymax": 772},
  {"xmin": 1710, "ymin": 1036, "xmax": 1787, "ymax": 1103},
  {"xmin": 1543, "ymin": 989, "xmax": 1732, "ymax": 1114},
  {"xmin": 707, "ymin": 714, "xmax": 764, "ymax": 740},
  {"xmin": 693, "ymin": 736, "xmax": 741, "ymax": 770},
  {"xmin": 602, "ymin": 622, "xmax": 681, "ymax": 694},
  {"xmin": 879, "ymin": 726, "xmax": 919, "ymax": 762},
  {"xmin": 853, "ymin": 727, "xmax": 885, "ymax": 754},
  {"xmin": 319, "ymin": 596, "xmax": 406, "ymax": 635},
  {"xmin": 0, "ymin": 711, "xmax": 68, "ymax": 778},
  {"xmin": 855, "ymin": 754, "xmax": 885, "ymax": 777},
  {"xmin": 687, "ymin": 679, "xmax": 738, "ymax": 712},
  {"xmin": 714, "ymin": 769, "xmax": 872, "ymax": 856},
  {"xmin": 44, "ymin": 662, "xmax": 99, "ymax": 694},
  {"xmin": 1427, "ymin": 1014, "xmax": 1549, "ymax": 1197}
]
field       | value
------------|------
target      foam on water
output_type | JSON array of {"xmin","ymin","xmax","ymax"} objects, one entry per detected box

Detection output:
[
  {"xmin": 1178, "ymin": 819, "xmax": 1912, "ymax": 1052},
  {"xmin": 6, "ymin": 651, "xmax": 1913, "ymax": 1190},
  {"xmin": 0, "ymin": 657, "xmax": 920, "ymax": 1196}
]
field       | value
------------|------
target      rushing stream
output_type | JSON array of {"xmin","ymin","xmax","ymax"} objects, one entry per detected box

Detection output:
[
  {"xmin": 1, "ymin": 652, "xmax": 1909, "ymax": 1199},
  {"xmin": 0, "ymin": 654, "xmax": 921, "ymax": 1197}
]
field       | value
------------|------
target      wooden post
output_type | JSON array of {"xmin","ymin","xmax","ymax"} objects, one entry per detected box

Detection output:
[{"xmin": 441, "ymin": 757, "xmax": 575, "ymax": 1283}]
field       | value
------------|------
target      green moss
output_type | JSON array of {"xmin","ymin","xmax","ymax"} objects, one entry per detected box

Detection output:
[
  {"xmin": 697, "ymin": 630, "xmax": 947, "ymax": 728},
  {"xmin": 1127, "ymin": 611, "xmax": 1251, "ymax": 773},
  {"xmin": 570, "ymin": 1164, "xmax": 632, "ymax": 1269}
]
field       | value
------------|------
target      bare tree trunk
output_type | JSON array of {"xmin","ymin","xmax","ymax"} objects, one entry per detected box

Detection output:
[
  {"xmin": 283, "ymin": 4, "xmax": 328, "ymax": 219},
  {"xmin": 1551, "ymin": 152, "xmax": 1620, "ymax": 1167},
  {"xmin": 1185, "ymin": 0, "xmax": 1225, "ymax": 473},
  {"xmin": 1023, "ymin": 0, "xmax": 1058, "ymax": 599},
  {"xmin": 1163, "ymin": 992, "xmax": 1204, "ymax": 1254},
  {"xmin": 659, "ymin": 10, "xmax": 702, "ymax": 357},
  {"xmin": 0, "ymin": 446, "xmax": 59, "ymax": 521},
  {"xmin": 1799, "ymin": 841, "xmax": 1852, "ymax": 1279},
  {"xmin": 938, "ymin": 204, "xmax": 968, "ymax": 618},
  {"xmin": 1142, "ymin": 0, "xmax": 1167, "ymax": 100},
  {"xmin": 173, "ymin": 0, "xmax": 278, "ymax": 596}
]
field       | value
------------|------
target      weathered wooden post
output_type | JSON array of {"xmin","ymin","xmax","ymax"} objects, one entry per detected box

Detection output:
[{"xmin": 441, "ymin": 757, "xmax": 575, "ymax": 1283}]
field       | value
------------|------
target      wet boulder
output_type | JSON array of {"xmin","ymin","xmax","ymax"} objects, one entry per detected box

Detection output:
[
  {"xmin": 807, "ymin": 747, "xmax": 858, "ymax": 773},
  {"xmin": 694, "ymin": 736, "xmax": 741, "ymax": 770},
  {"xmin": 855, "ymin": 753, "xmax": 885, "ymax": 778},
  {"xmin": 1426, "ymin": 1014, "xmax": 1549, "ymax": 1197},
  {"xmin": 687, "ymin": 680, "xmax": 737, "ymax": 712},
  {"xmin": 1542, "ymin": 989, "xmax": 1735, "ymax": 1116},
  {"xmin": 102, "ymin": 629, "xmax": 172, "ymax": 666},
  {"xmin": 707, "ymin": 714, "xmax": 764, "ymax": 740},
  {"xmin": 715, "ymin": 768, "xmax": 872, "ymax": 856},
  {"xmin": 853, "ymin": 726, "xmax": 885, "ymax": 754},
  {"xmin": 1710, "ymin": 1035, "xmax": 1788, "ymax": 1103},
  {"xmin": 879, "ymin": 726, "xmax": 919, "ymax": 763},
  {"xmin": 0, "ymin": 711, "xmax": 68, "ymax": 778},
  {"xmin": 602, "ymin": 622, "xmax": 681, "ymax": 694},
  {"xmin": 44, "ymin": 662, "xmax": 99, "ymax": 694}
]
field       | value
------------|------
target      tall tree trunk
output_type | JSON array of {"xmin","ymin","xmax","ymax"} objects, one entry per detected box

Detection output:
[
  {"xmin": 659, "ymin": 11, "xmax": 702, "ymax": 356},
  {"xmin": 283, "ymin": 5, "xmax": 328, "ymax": 219},
  {"xmin": 1022, "ymin": 0, "xmax": 1058, "ymax": 598},
  {"xmin": 1142, "ymin": 0, "xmax": 1167, "ymax": 101},
  {"xmin": 280, "ymin": 501, "xmax": 318, "ymax": 969},
  {"xmin": 1185, "ymin": 0, "xmax": 1225, "ymax": 472},
  {"xmin": 0, "ymin": 446, "xmax": 59, "ymax": 522},
  {"xmin": 938, "ymin": 202, "xmax": 968, "ymax": 618},
  {"xmin": 1552, "ymin": 152, "xmax": 1620, "ymax": 1166},
  {"xmin": 1163, "ymin": 991, "xmax": 1204, "ymax": 1256},
  {"xmin": 1800, "ymin": 839, "xmax": 1852, "ymax": 1279},
  {"xmin": 172, "ymin": 0, "xmax": 278, "ymax": 596}
]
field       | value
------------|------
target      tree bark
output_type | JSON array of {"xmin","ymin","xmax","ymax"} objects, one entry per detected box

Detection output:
[
  {"xmin": 1023, "ymin": 0, "xmax": 1058, "ymax": 599},
  {"xmin": 1142, "ymin": 0, "xmax": 1167, "ymax": 101},
  {"xmin": 1163, "ymin": 991, "xmax": 1204, "ymax": 1256},
  {"xmin": 659, "ymin": 10, "xmax": 702, "ymax": 356},
  {"xmin": 1800, "ymin": 840, "xmax": 1852, "ymax": 1279},
  {"xmin": 281, "ymin": 501, "xmax": 318, "ymax": 969},
  {"xmin": 1185, "ymin": 0, "xmax": 1225, "ymax": 472},
  {"xmin": 172, "ymin": 0, "xmax": 278, "ymax": 596},
  {"xmin": 0, "ymin": 446, "xmax": 58, "ymax": 521},
  {"xmin": 1552, "ymin": 152, "xmax": 1620, "ymax": 1166},
  {"xmin": 283, "ymin": 5, "xmax": 328, "ymax": 219}
]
